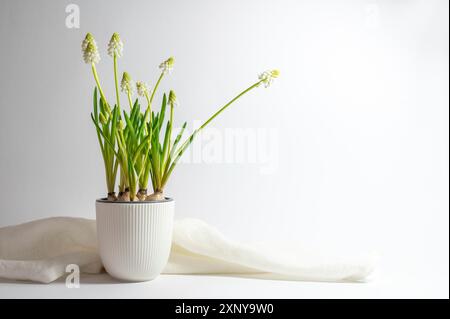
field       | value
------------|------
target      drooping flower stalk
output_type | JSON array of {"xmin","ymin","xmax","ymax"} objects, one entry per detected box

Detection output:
[{"xmin": 154, "ymin": 70, "xmax": 280, "ymax": 198}]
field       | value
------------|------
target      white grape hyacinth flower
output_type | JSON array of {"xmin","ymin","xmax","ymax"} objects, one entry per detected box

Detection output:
[
  {"xmin": 136, "ymin": 81, "xmax": 150, "ymax": 97},
  {"xmin": 107, "ymin": 33, "xmax": 123, "ymax": 58},
  {"xmin": 81, "ymin": 33, "xmax": 95, "ymax": 51},
  {"xmin": 258, "ymin": 69, "xmax": 280, "ymax": 88},
  {"xmin": 120, "ymin": 72, "xmax": 134, "ymax": 95},
  {"xmin": 82, "ymin": 33, "xmax": 100, "ymax": 64},
  {"xmin": 159, "ymin": 56, "xmax": 175, "ymax": 74},
  {"xmin": 83, "ymin": 42, "xmax": 100, "ymax": 64}
]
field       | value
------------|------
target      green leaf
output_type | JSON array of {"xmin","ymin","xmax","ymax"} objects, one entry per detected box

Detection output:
[
  {"xmin": 110, "ymin": 105, "xmax": 119, "ymax": 148},
  {"xmin": 91, "ymin": 113, "xmax": 120, "ymax": 158},
  {"xmin": 132, "ymin": 133, "xmax": 151, "ymax": 164},
  {"xmin": 161, "ymin": 120, "xmax": 171, "ymax": 171},
  {"xmin": 99, "ymin": 97, "xmax": 105, "ymax": 117},
  {"xmin": 137, "ymin": 108, "xmax": 150, "ymax": 138},
  {"xmin": 158, "ymin": 94, "xmax": 167, "ymax": 132},
  {"xmin": 123, "ymin": 111, "xmax": 137, "ymax": 144},
  {"xmin": 170, "ymin": 121, "xmax": 187, "ymax": 157},
  {"xmin": 162, "ymin": 130, "xmax": 198, "ymax": 187},
  {"xmin": 130, "ymin": 99, "xmax": 140, "ymax": 123},
  {"xmin": 93, "ymin": 87, "xmax": 99, "ymax": 122}
]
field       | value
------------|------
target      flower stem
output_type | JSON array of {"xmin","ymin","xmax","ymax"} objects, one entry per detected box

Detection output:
[
  {"xmin": 168, "ymin": 102, "xmax": 174, "ymax": 155},
  {"xmin": 127, "ymin": 92, "xmax": 133, "ymax": 109},
  {"xmin": 91, "ymin": 63, "xmax": 108, "ymax": 106},
  {"xmin": 113, "ymin": 54, "xmax": 121, "ymax": 110},
  {"xmin": 199, "ymin": 81, "xmax": 262, "ymax": 130},
  {"xmin": 145, "ymin": 91, "xmax": 152, "ymax": 118},
  {"xmin": 161, "ymin": 79, "xmax": 263, "ymax": 189},
  {"xmin": 149, "ymin": 72, "xmax": 164, "ymax": 106}
]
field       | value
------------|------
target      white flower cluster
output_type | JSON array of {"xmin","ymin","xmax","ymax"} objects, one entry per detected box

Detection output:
[
  {"xmin": 82, "ymin": 33, "xmax": 100, "ymax": 64},
  {"xmin": 258, "ymin": 69, "xmax": 280, "ymax": 88},
  {"xmin": 159, "ymin": 57, "xmax": 175, "ymax": 74},
  {"xmin": 136, "ymin": 81, "xmax": 150, "ymax": 97},
  {"xmin": 121, "ymin": 72, "xmax": 134, "ymax": 95},
  {"xmin": 107, "ymin": 33, "xmax": 123, "ymax": 58}
]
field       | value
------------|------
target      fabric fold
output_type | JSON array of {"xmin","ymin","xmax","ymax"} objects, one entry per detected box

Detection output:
[{"xmin": 0, "ymin": 217, "xmax": 375, "ymax": 283}]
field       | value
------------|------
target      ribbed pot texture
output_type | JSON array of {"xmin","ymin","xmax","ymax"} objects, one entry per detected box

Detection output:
[{"xmin": 96, "ymin": 199, "xmax": 174, "ymax": 281}]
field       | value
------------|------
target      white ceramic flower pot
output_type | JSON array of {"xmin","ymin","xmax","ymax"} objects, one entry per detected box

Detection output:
[{"xmin": 96, "ymin": 199, "xmax": 174, "ymax": 281}]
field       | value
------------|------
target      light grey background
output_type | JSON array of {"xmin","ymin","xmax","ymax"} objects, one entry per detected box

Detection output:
[{"xmin": 0, "ymin": 0, "xmax": 448, "ymax": 297}]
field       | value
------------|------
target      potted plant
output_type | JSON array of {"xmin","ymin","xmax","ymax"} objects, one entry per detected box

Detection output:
[{"xmin": 82, "ymin": 32, "xmax": 279, "ymax": 281}]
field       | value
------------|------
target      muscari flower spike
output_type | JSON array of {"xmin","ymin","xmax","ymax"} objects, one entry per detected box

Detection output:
[
  {"xmin": 120, "ymin": 72, "xmax": 134, "ymax": 95},
  {"xmin": 99, "ymin": 112, "xmax": 108, "ymax": 125},
  {"xmin": 159, "ymin": 56, "xmax": 175, "ymax": 74},
  {"xmin": 117, "ymin": 119, "xmax": 124, "ymax": 130},
  {"xmin": 258, "ymin": 69, "xmax": 280, "ymax": 88},
  {"xmin": 82, "ymin": 33, "xmax": 100, "ymax": 64},
  {"xmin": 136, "ymin": 81, "xmax": 149, "ymax": 97},
  {"xmin": 108, "ymin": 32, "xmax": 123, "ymax": 58},
  {"xmin": 168, "ymin": 90, "xmax": 179, "ymax": 106},
  {"xmin": 81, "ymin": 33, "xmax": 94, "ymax": 51}
]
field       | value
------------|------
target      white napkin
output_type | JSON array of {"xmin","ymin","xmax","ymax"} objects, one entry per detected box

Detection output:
[{"xmin": 0, "ymin": 217, "xmax": 375, "ymax": 283}]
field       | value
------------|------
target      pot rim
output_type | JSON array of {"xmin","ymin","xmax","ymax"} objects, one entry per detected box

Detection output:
[{"xmin": 96, "ymin": 197, "xmax": 173, "ymax": 204}]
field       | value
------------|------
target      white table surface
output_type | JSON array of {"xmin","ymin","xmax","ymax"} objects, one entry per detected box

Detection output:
[{"xmin": 0, "ymin": 269, "xmax": 447, "ymax": 299}]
